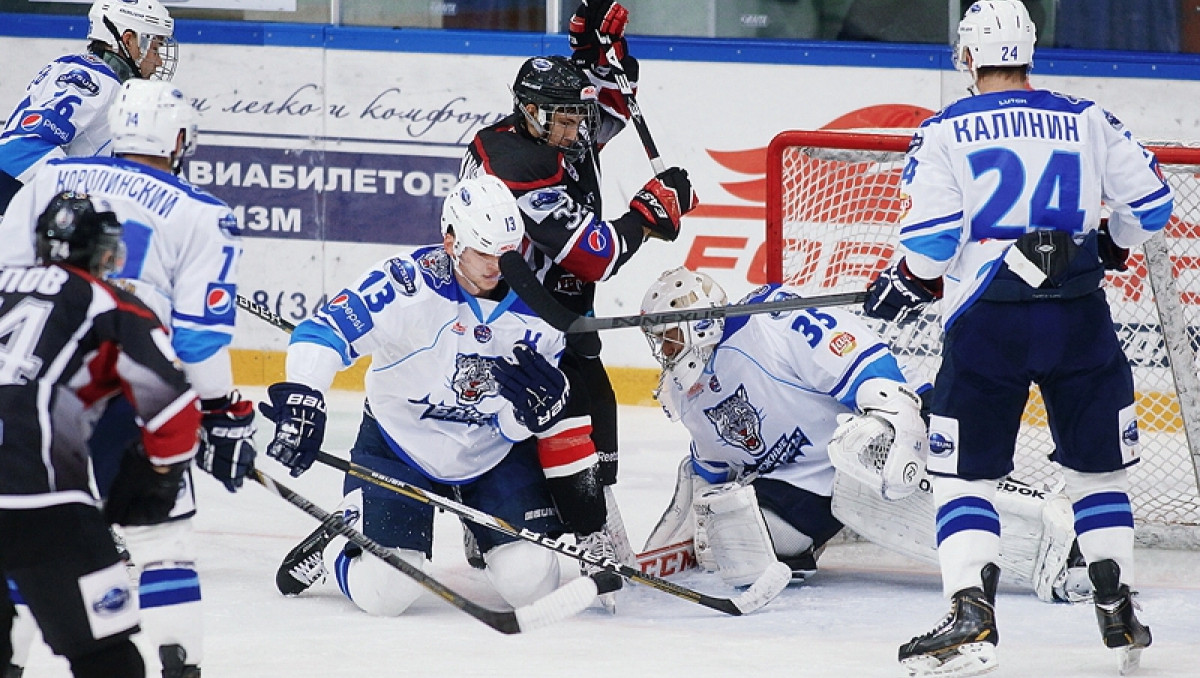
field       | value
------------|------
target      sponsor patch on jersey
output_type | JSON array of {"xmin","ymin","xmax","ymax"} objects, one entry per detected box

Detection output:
[
  {"xmin": 387, "ymin": 257, "xmax": 419, "ymax": 296},
  {"xmin": 582, "ymin": 222, "xmax": 612, "ymax": 257},
  {"xmin": 473, "ymin": 324, "xmax": 493, "ymax": 343},
  {"xmin": 828, "ymin": 331, "xmax": 857, "ymax": 356},
  {"xmin": 451, "ymin": 321, "xmax": 466, "ymax": 335},
  {"xmin": 204, "ymin": 283, "xmax": 236, "ymax": 322},
  {"xmin": 1104, "ymin": 109, "xmax": 1125, "ymax": 131},
  {"xmin": 1122, "ymin": 419, "xmax": 1139, "ymax": 447},
  {"xmin": 324, "ymin": 289, "xmax": 374, "ymax": 340},
  {"xmin": 704, "ymin": 385, "xmax": 764, "ymax": 453},
  {"xmin": 928, "ymin": 431, "xmax": 955, "ymax": 458},
  {"xmin": 92, "ymin": 586, "xmax": 132, "ymax": 616},
  {"xmin": 218, "ymin": 212, "xmax": 240, "ymax": 236},
  {"xmin": 907, "ymin": 132, "xmax": 924, "ymax": 155},
  {"xmin": 19, "ymin": 113, "xmax": 43, "ymax": 131},
  {"xmin": 708, "ymin": 375, "xmax": 721, "ymax": 392},
  {"xmin": 56, "ymin": 69, "xmax": 100, "ymax": 96}
]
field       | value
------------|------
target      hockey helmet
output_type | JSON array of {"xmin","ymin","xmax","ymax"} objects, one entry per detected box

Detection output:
[
  {"xmin": 640, "ymin": 267, "xmax": 728, "ymax": 419},
  {"xmin": 511, "ymin": 56, "xmax": 600, "ymax": 163},
  {"xmin": 441, "ymin": 174, "xmax": 525, "ymax": 261},
  {"xmin": 36, "ymin": 192, "xmax": 125, "ymax": 276},
  {"xmin": 109, "ymin": 80, "xmax": 197, "ymax": 175},
  {"xmin": 954, "ymin": 0, "xmax": 1036, "ymax": 73},
  {"xmin": 87, "ymin": 0, "xmax": 177, "ymax": 81}
]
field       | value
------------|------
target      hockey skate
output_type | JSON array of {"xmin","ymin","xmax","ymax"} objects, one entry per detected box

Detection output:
[
  {"xmin": 1051, "ymin": 540, "xmax": 1092, "ymax": 603},
  {"xmin": 159, "ymin": 644, "xmax": 200, "ymax": 678},
  {"xmin": 462, "ymin": 523, "xmax": 486, "ymax": 570},
  {"xmin": 276, "ymin": 523, "xmax": 335, "ymax": 596},
  {"xmin": 899, "ymin": 563, "xmax": 1000, "ymax": 678},
  {"xmin": 577, "ymin": 530, "xmax": 623, "ymax": 613},
  {"xmin": 1089, "ymin": 559, "xmax": 1151, "ymax": 675}
]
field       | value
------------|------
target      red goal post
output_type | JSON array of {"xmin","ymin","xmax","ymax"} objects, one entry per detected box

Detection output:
[{"xmin": 766, "ymin": 129, "xmax": 1200, "ymax": 547}]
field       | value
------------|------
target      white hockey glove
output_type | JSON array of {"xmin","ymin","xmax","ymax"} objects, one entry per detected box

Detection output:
[{"xmin": 828, "ymin": 378, "xmax": 927, "ymax": 501}]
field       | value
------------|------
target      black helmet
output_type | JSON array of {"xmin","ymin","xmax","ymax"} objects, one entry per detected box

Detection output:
[
  {"xmin": 511, "ymin": 56, "xmax": 599, "ymax": 162},
  {"xmin": 36, "ymin": 191, "xmax": 125, "ymax": 276}
]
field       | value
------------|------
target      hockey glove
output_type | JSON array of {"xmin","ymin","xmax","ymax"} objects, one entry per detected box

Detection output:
[
  {"xmin": 629, "ymin": 167, "xmax": 698, "ymax": 242},
  {"xmin": 1097, "ymin": 218, "xmax": 1130, "ymax": 272},
  {"xmin": 863, "ymin": 259, "xmax": 942, "ymax": 324},
  {"xmin": 197, "ymin": 394, "xmax": 257, "ymax": 492},
  {"xmin": 568, "ymin": 0, "xmax": 630, "ymax": 68},
  {"xmin": 257, "ymin": 382, "xmax": 328, "ymax": 478},
  {"xmin": 104, "ymin": 444, "xmax": 188, "ymax": 526},
  {"xmin": 492, "ymin": 343, "xmax": 570, "ymax": 434}
]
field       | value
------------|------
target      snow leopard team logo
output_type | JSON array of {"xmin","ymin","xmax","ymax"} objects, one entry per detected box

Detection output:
[
  {"xmin": 452, "ymin": 354, "xmax": 499, "ymax": 404},
  {"xmin": 703, "ymin": 384, "xmax": 763, "ymax": 453},
  {"xmin": 417, "ymin": 248, "xmax": 453, "ymax": 288}
]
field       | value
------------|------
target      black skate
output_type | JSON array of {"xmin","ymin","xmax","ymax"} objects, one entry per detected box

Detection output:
[
  {"xmin": 1089, "ymin": 559, "xmax": 1151, "ymax": 675},
  {"xmin": 899, "ymin": 563, "xmax": 1000, "ymax": 677},
  {"xmin": 780, "ymin": 545, "xmax": 821, "ymax": 581},
  {"xmin": 276, "ymin": 522, "xmax": 336, "ymax": 596},
  {"xmin": 4, "ymin": 665, "xmax": 23, "ymax": 678},
  {"xmin": 159, "ymin": 644, "xmax": 200, "ymax": 678},
  {"xmin": 463, "ymin": 523, "xmax": 486, "ymax": 570}
]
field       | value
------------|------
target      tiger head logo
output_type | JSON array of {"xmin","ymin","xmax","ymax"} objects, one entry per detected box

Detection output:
[
  {"xmin": 452, "ymin": 354, "xmax": 499, "ymax": 405},
  {"xmin": 704, "ymin": 384, "xmax": 763, "ymax": 453}
]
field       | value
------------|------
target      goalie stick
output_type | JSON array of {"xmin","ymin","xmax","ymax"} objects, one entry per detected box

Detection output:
[
  {"xmin": 317, "ymin": 451, "xmax": 790, "ymax": 616},
  {"xmin": 498, "ymin": 251, "xmax": 867, "ymax": 333},
  {"xmin": 251, "ymin": 468, "xmax": 597, "ymax": 634},
  {"xmin": 599, "ymin": 34, "xmax": 665, "ymax": 175}
]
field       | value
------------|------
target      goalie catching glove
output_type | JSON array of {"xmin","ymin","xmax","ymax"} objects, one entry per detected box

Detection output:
[
  {"xmin": 629, "ymin": 167, "xmax": 698, "ymax": 242},
  {"xmin": 197, "ymin": 393, "xmax": 257, "ymax": 492},
  {"xmin": 258, "ymin": 382, "xmax": 328, "ymax": 478},
  {"xmin": 828, "ymin": 378, "xmax": 927, "ymax": 501},
  {"xmin": 491, "ymin": 343, "xmax": 570, "ymax": 434}
]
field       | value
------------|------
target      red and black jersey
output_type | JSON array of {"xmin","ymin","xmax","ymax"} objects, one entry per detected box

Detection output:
[
  {"xmin": 0, "ymin": 264, "xmax": 200, "ymax": 508},
  {"xmin": 460, "ymin": 113, "xmax": 648, "ymax": 324}
]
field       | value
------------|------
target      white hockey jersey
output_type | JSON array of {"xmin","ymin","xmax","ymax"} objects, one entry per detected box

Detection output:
[
  {"xmin": 0, "ymin": 53, "xmax": 123, "ymax": 185},
  {"xmin": 898, "ymin": 89, "xmax": 1174, "ymax": 328},
  {"xmin": 669, "ymin": 284, "xmax": 929, "ymax": 497},
  {"xmin": 287, "ymin": 245, "xmax": 566, "ymax": 484},
  {"xmin": 0, "ymin": 156, "xmax": 242, "ymax": 396}
]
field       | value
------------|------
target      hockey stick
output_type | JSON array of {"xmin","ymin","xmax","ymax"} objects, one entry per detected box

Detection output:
[
  {"xmin": 499, "ymin": 251, "xmax": 867, "ymax": 333},
  {"xmin": 316, "ymin": 451, "xmax": 790, "ymax": 615},
  {"xmin": 251, "ymin": 468, "xmax": 597, "ymax": 634},
  {"xmin": 598, "ymin": 34, "xmax": 665, "ymax": 174},
  {"xmin": 237, "ymin": 294, "xmax": 297, "ymax": 333}
]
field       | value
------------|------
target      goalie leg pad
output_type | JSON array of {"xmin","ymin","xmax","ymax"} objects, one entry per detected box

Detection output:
[
  {"xmin": 337, "ymin": 547, "xmax": 426, "ymax": 616},
  {"xmin": 642, "ymin": 456, "xmax": 699, "ymax": 553},
  {"xmin": 484, "ymin": 541, "xmax": 561, "ymax": 609},
  {"xmin": 693, "ymin": 482, "xmax": 778, "ymax": 587}
]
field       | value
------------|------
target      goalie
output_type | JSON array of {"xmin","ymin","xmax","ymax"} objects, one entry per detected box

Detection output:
[{"xmin": 639, "ymin": 267, "xmax": 1086, "ymax": 604}]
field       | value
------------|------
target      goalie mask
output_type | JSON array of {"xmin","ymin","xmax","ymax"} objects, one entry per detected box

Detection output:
[
  {"xmin": 108, "ymin": 80, "xmax": 197, "ymax": 175},
  {"xmin": 511, "ymin": 56, "xmax": 600, "ymax": 164},
  {"xmin": 954, "ymin": 0, "xmax": 1036, "ymax": 74},
  {"xmin": 640, "ymin": 267, "xmax": 728, "ymax": 420},
  {"xmin": 87, "ymin": 0, "xmax": 177, "ymax": 81},
  {"xmin": 441, "ymin": 175, "xmax": 526, "ymax": 261},
  {"xmin": 36, "ymin": 191, "xmax": 126, "ymax": 277}
]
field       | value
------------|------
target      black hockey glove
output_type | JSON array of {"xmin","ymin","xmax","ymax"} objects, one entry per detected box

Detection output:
[
  {"xmin": 863, "ymin": 259, "xmax": 943, "ymax": 324},
  {"xmin": 629, "ymin": 167, "xmax": 698, "ymax": 242},
  {"xmin": 569, "ymin": 0, "xmax": 630, "ymax": 69},
  {"xmin": 104, "ymin": 445, "xmax": 188, "ymax": 526},
  {"xmin": 1097, "ymin": 218, "xmax": 1130, "ymax": 272},
  {"xmin": 492, "ymin": 343, "xmax": 570, "ymax": 434},
  {"xmin": 258, "ymin": 382, "xmax": 327, "ymax": 478},
  {"xmin": 197, "ymin": 394, "xmax": 257, "ymax": 492}
]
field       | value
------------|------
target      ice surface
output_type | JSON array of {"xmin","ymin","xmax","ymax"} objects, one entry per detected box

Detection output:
[{"xmin": 22, "ymin": 390, "xmax": 1200, "ymax": 677}]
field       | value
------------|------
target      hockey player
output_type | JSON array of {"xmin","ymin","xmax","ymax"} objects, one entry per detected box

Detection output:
[
  {"xmin": 459, "ymin": 0, "xmax": 698, "ymax": 587},
  {"xmin": 861, "ymin": 2, "xmax": 1171, "ymax": 675},
  {"xmin": 0, "ymin": 80, "xmax": 254, "ymax": 678},
  {"xmin": 0, "ymin": 0, "xmax": 177, "ymax": 215},
  {"xmin": 639, "ymin": 267, "xmax": 1086, "ymax": 602},
  {"xmin": 264, "ymin": 175, "xmax": 584, "ymax": 616},
  {"xmin": 0, "ymin": 191, "xmax": 200, "ymax": 678}
]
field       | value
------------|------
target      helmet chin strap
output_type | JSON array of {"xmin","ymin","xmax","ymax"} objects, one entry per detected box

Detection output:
[{"xmin": 102, "ymin": 17, "xmax": 147, "ymax": 80}]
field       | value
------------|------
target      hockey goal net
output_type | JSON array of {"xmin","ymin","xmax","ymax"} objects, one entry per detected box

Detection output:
[{"xmin": 767, "ymin": 129, "xmax": 1200, "ymax": 548}]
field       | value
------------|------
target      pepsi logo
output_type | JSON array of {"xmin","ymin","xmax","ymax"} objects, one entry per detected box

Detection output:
[
  {"xmin": 206, "ymin": 288, "xmax": 233, "ymax": 314},
  {"xmin": 19, "ymin": 113, "xmax": 42, "ymax": 130},
  {"xmin": 329, "ymin": 293, "xmax": 350, "ymax": 306},
  {"xmin": 587, "ymin": 226, "xmax": 607, "ymax": 252}
]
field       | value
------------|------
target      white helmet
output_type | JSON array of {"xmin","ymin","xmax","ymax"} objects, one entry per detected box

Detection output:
[
  {"xmin": 108, "ymin": 80, "xmax": 197, "ymax": 174},
  {"xmin": 954, "ymin": 0, "xmax": 1036, "ymax": 73},
  {"xmin": 640, "ymin": 267, "xmax": 728, "ymax": 420},
  {"xmin": 441, "ymin": 174, "xmax": 525, "ymax": 260},
  {"xmin": 88, "ymin": 0, "xmax": 177, "ymax": 80}
]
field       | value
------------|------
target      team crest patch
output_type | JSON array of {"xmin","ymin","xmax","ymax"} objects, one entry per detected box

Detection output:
[
  {"xmin": 387, "ymin": 257, "xmax": 419, "ymax": 296},
  {"xmin": 204, "ymin": 283, "xmax": 236, "ymax": 322},
  {"xmin": 473, "ymin": 325, "xmax": 492, "ymax": 343},
  {"xmin": 828, "ymin": 331, "xmax": 857, "ymax": 356},
  {"xmin": 453, "ymin": 354, "xmax": 499, "ymax": 404},
  {"xmin": 704, "ymin": 384, "xmax": 764, "ymax": 453},
  {"xmin": 417, "ymin": 249, "xmax": 452, "ymax": 288}
]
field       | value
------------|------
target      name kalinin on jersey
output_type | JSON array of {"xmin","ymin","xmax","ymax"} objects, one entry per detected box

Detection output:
[{"xmin": 952, "ymin": 107, "xmax": 1080, "ymax": 145}]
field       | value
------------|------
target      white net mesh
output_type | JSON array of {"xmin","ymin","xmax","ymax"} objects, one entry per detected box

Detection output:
[{"xmin": 768, "ymin": 130, "xmax": 1200, "ymax": 548}]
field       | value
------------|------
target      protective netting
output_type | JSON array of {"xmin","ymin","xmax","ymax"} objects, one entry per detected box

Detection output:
[{"xmin": 767, "ymin": 130, "xmax": 1200, "ymax": 547}]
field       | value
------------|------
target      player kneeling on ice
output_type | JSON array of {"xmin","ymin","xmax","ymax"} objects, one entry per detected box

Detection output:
[
  {"xmin": 638, "ymin": 268, "xmax": 1088, "ymax": 605},
  {"xmin": 259, "ymin": 175, "xmax": 589, "ymax": 616}
]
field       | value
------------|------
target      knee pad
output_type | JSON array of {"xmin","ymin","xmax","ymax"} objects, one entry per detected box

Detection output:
[
  {"xmin": 693, "ymin": 482, "xmax": 777, "ymax": 587},
  {"xmin": 484, "ymin": 541, "xmax": 559, "ymax": 608},
  {"xmin": 337, "ymin": 547, "xmax": 425, "ymax": 616}
]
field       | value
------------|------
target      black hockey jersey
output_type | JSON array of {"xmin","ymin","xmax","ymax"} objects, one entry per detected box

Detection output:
[{"xmin": 0, "ymin": 264, "xmax": 200, "ymax": 508}]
